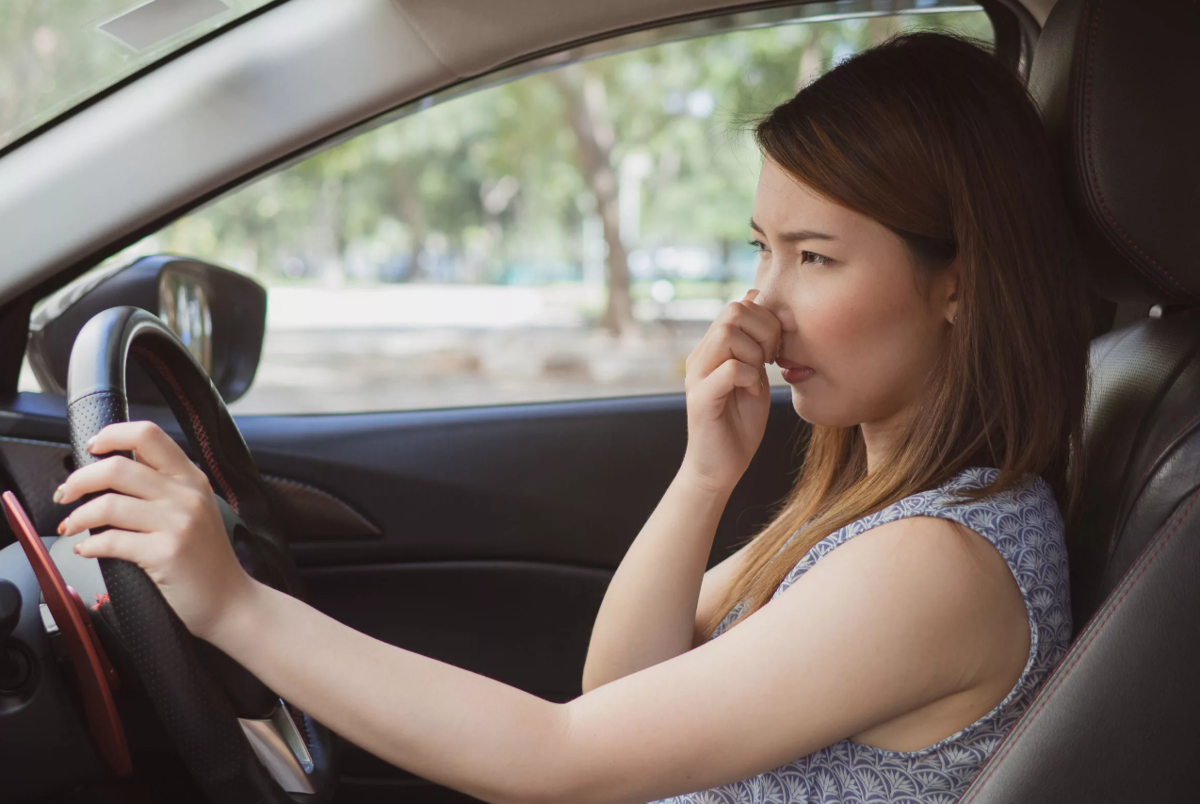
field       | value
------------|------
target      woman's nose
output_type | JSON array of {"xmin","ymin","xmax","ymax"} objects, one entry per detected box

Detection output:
[{"xmin": 751, "ymin": 282, "xmax": 796, "ymax": 332}]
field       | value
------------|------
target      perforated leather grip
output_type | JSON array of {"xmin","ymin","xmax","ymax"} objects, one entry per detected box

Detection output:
[
  {"xmin": 67, "ymin": 391, "xmax": 130, "ymax": 469},
  {"xmin": 65, "ymin": 307, "xmax": 311, "ymax": 803},
  {"xmin": 69, "ymin": 307, "xmax": 300, "ymax": 592},
  {"xmin": 68, "ymin": 398, "xmax": 284, "ymax": 800}
]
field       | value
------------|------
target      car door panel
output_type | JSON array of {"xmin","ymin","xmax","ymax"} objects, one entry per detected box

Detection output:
[{"xmin": 0, "ymin": 390, "xmax": 804, "ymax": 802}]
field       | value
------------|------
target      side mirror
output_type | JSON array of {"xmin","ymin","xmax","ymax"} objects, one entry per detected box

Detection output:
[{"xmin": 27, "ymin": 255, "xmax": 266, "ymax": 404}]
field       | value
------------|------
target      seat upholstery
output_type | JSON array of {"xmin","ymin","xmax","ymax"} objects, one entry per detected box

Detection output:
[
  {"xmin": 957, "ymin": 0, "xmax": 1200, "ymax": 801},
  {"xmin": 1068, "ymin": 309, "xmax": 1200, "ymax": 628},
  {"xmin": 1029, "ymin": 0, "xmax": 1200, "ymax": 304}
]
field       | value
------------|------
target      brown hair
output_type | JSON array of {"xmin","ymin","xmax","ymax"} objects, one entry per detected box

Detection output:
[{"xmin": 702, "ymin": 32, "xmax": 1091, "ymax": 638}]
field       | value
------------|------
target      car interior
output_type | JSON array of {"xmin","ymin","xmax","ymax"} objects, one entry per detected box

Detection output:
[{"xmin": 0, "ymin": 0, "xmax": 1196, "ymax": 802}]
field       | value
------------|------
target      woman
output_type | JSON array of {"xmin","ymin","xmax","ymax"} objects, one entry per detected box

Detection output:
[{"xmin": 54, "ymin": 32, "xmax": 1090, "ymax": 804}]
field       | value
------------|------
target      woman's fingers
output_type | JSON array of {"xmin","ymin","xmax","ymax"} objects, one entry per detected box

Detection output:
[
  {"xmin": 738, "ymin": 296, "xmax": 783, "ymax": 364},
  {"xmin": 88, "ymin": 421, "xmax": 202, "ymax": 480},
  {"xmin": 690, "ymin": 359, "xmax": 765, "ymax": 408},
  {"xmin": 56, "ymin": 455, "xmax": 172, "ymax": 506},
  {"xmin": 730, "ymin": 291, "xmax": 782, "ymax": 359},
  {"xmin": 690, "ymin": 326, "xmax": 766, "ymax": 379},
  {"xmin": 689, "ymin": 294, "xmax": 782, "ymax": 378},
  {"xmin": 74, "ymin": 528, "xmax": 174, "ymax": 568},
  {"xmin": 59, "ymin": 492, "xmax": 168, "ymax": 537}
]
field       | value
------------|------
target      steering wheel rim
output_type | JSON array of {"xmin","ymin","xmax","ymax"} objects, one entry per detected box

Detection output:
[{"xmin": 66, "ymin": 305, "xmax": 333, "ymax": 803}]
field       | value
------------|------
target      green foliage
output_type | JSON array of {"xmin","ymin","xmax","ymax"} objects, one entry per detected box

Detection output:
[
  {"xmin": 0, "ymin": 1, "xmax": 272, "ymax": 149},
  {"xmin": 103, "ymin": 8, "xmax": 993, "ymax": 292}
]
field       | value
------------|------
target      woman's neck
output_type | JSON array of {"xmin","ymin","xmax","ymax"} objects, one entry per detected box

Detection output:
[{"xmin": 860, "ymin": 407, "xmax": 914, "ymax": 475}]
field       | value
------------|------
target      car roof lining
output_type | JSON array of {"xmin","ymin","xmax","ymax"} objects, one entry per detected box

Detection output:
[{"xmin": 0, "ymin": 0, "xmax": 1053, "ymax": 308}]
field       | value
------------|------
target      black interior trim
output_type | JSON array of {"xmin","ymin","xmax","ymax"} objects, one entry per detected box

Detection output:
[
  {"xmin": 981, "ymin": 0, "xmax": 1041, "ymax": 79},
  {"xmin": 0, "ymin": 293, "xmax": 33, "ymax": 400},
  {"xmin": 0, "ymin": 389, "xmax": 805, "ymax": 567}
]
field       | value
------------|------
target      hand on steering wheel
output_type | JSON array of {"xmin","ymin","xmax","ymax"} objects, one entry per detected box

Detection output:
[
  {"xmin": 64, "ymin": 305, "xmax": 333, "ymax": 802},
  {"xmin": 56, "ymin": 422, "xmax": 256, "ymax": 643}
]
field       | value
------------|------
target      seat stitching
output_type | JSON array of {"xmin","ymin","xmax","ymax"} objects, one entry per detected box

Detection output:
[{"xmin": 956, "ymin": 484, "xmax": 1200, "ymax": 801}]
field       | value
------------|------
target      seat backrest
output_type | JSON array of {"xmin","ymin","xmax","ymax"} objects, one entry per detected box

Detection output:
[{"xmin": 957, "ymin": 0, "xmax": 1200, "ymax": 802}]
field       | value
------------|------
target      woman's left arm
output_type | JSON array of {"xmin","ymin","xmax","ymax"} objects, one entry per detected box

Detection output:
[{"xmin": 60, "ymin": 422, "xmax": 1009, "ymax": 804}]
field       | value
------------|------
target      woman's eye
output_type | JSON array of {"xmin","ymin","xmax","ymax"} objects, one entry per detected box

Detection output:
[
  {"xmin": 801, "ymin": 250, "xmax": 833, "ymax": 266},
  {"xmin": 747, "ymin": 238, "xmax": 769, "ymax": 253}
]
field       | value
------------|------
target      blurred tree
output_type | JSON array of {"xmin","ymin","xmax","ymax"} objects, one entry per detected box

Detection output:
[
  {"xmin": 95, "ymin": 7, "xmax": 992, "ymax": 327},
  {"xmin": 550, "ymin": 66, "xmax": 634, "ymax": 335}
]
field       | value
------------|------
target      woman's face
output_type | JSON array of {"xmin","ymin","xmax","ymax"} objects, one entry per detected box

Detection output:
[{"xmin": 751, "ymin": 158, "xmax": 957, "ymax": 443}]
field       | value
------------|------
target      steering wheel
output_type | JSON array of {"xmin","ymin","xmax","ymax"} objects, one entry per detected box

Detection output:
[{"xmin": 65, "ymin": 306, "xmax": 335, "ymax": 802}]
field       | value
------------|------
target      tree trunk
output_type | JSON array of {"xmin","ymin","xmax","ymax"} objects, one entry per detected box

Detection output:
[
  {"xmin": 549, "ymin": 68, "xmax": 635, "ymax": 336},
  {"xmin": 394, "ymin": 163, "xmax": 427, "ymax": 281}
]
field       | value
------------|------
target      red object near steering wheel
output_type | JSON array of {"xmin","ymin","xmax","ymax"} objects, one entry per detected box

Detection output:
[{"xmin": 2, "ymin": 490, "xmax": 131, "ymax": 777}]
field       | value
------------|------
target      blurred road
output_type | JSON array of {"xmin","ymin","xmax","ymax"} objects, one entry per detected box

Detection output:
[{"xmin": 21, "ymin": 284, "xmax": 788, "ymax": 415}]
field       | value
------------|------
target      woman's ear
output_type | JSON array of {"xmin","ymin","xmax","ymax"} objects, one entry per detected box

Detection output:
[{"xmin": 940, "ymin": 260, "xmax": 961, "ymax": 325}]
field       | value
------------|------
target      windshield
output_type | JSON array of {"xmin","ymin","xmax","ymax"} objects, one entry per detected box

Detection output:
[{"xmin": 0, "ymin": 0, "xmax": 275, "ymax": 151}]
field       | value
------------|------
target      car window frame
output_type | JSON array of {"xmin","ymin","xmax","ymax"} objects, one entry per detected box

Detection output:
[{"xmin": 0, "ymin": 0, "xmax": 1030, "ymax": 403}]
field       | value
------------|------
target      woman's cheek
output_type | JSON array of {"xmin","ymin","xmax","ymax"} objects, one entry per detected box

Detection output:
[
  {"xmin": 792, "ymin": 281, "xmax": 912, "ymax": 425},
  {"xmin": 753, "ymin": 256, "xmax": 770, "ymax": 288},
  {"xmin": 847, "ymin": 300, "xmax": 939, "ymax": 421},
  {"xmin": 798, "ymin": 286, "xmax": 871, "ymax": 367},
  {"xmin": 787, "ymin": 304, "xmax": 850, "ymax": 422}
]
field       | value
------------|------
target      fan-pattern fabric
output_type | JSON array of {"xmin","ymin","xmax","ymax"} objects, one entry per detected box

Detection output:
[{"xmin": 651, "ymin": 467, "xmax": 1071, "ymax": 804}]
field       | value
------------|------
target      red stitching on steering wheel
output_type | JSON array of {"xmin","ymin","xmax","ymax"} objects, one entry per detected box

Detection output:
[{"xmin": 131, "ymin": 346, "xmax": 240, "ymax": 514}]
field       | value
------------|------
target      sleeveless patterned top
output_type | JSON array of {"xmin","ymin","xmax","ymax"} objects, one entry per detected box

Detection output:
[{"xmin": 651, "ymin": 466, "xmax": 1072, "ymax": 804}]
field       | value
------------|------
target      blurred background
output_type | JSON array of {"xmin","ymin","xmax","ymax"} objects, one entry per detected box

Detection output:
[{"xmin": 8, "ymin": 1, "xmax": 992, "ymax": 414}]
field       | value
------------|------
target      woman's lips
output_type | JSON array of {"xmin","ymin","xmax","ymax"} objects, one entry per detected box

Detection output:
[{"xmin": 775, "ymin": 357, "xmax": 815, "ymax": 384}]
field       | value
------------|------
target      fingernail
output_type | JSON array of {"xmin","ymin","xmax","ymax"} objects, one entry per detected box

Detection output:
[
  {"xmin": 73, "ymin": 544, "xmax": 80, "ymax": 555},
  {"xmin": 745, "ymin": 289, "xmax": 760, "ymax": 301},
  {"xmin": 57, "ymin": 521, "xmax": 66, "ymax": 536},
  {"xmin": 53, "ymin": 485, "xmax": 65, "ymax": 504},
  {"xmin": 85, "ymin": 436, "xmax": 97, "ymax": 452}
]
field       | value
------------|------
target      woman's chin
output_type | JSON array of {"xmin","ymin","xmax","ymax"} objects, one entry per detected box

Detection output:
[
  {"xmin": 789, "ymin": 387, "xmax": 814, "ymax": 420},
  {"xmin": 790, "ymin": 390, "xmax": 859, "ymax": 430}
]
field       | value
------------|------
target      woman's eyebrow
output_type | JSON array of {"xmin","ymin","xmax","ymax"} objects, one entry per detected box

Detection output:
[{"xmin": 749, "ymin": 218, "xmax": 837, "ymax": 243}]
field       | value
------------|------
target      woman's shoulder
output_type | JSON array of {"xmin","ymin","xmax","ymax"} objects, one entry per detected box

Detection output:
[
  {"xmin": 795, "ymin": 467, "xmax": 1065, "ymax": 591},
  {"xmin": 907, "ymin": 467, "xmax": 1070, "ymax": 637},
  {"xmin": 775, "ymin": 466, "xmax": 1065, "ymax": 597},
  {"xmin": 928, "ymin": 466, "xmax": 1064, "ymax": 539},
  {"xmin": 831, "ymin": 466, "xmax": 1058, "ymax": 542}
]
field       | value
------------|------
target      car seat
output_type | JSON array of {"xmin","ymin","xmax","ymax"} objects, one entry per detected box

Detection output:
[{"xmin": 956, "ymin": 0, "xmax": 1200, "ymax": 801}]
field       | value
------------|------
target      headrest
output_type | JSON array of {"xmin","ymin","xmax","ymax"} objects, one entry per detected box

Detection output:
[{"xmin": 1029, "ymin": 0, "xmax": 1200, "ymax": 304}]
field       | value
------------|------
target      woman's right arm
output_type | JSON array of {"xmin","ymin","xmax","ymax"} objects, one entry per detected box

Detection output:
[
  {"xmin": 692, "ymin": 539, "xmax": 753, "ymax": 646},
  {"xmin": 581, "ymin": 466, "xmax": 734, "ymax": 693},
  {"xmin": 581, "ymin": 292, "xmax": 781, "ymax": 693}
]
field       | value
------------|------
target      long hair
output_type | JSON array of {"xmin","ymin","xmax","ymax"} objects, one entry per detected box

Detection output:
[{"xmin": 701, "ymin": 32, "xmax": 1091, "ymax": 639}]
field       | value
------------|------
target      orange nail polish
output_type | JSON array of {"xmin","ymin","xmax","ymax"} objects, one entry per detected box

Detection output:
[{"xmin": 57, "ymin": 521, "xmax": 65, "ymax": 536}]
